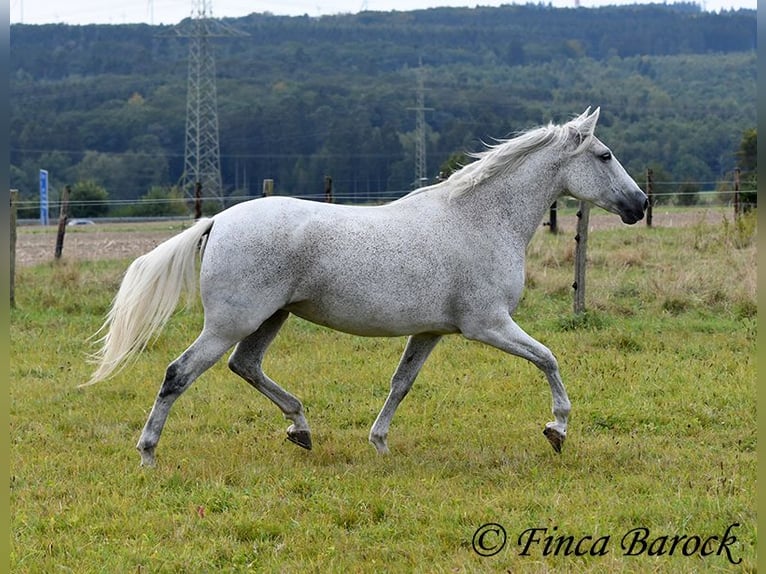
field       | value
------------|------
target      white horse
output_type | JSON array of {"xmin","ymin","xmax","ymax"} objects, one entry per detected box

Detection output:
[{"xmin": 86, "ymin": 108, "xmax": 647, "ymax": 467}]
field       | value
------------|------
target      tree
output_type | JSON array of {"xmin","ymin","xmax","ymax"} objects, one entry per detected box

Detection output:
[
  {"xmin": 438, "ymin": 152, "xmax": 471, "ymax": 180},
  {"xmin": 69, "ymin": 180, "xmax": 109, "ymax": 218},
  {"xmin": 737, "ymin": 128, "xmax": 756, "ymax": 210},
  {"xmin": 737, "ymin": 128, "xmax": 756, "ymax": 172},
  {"xmin": 674, "ymin": 182, "xmax": 699, "ymax": 207},
  {"xmin": 70, "ymin": 149, "xmax": 169, "ymax": 202},
  {"xmin": 125, "ymin": 186, "xmax": 189, "ymax": 217},
  {"xmin": 9, "ymin": 8, "xmax": 756, "ymax": 207}
]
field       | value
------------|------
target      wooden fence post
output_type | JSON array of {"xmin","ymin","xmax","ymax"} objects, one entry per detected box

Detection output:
[
  {"xmin": 548, "ymin": 201, "xmax": 558, "ymax": 234},
  {"xmin": 10, "ymin": 190, "xmax": 18, "ymax": 308},
  {"xmin": 54, "ymin": 184, "xmax": 70, "ymax": 259},
  {"xmin": 262, "ymin": 179, "xmax": 274, "ymax": 197},
  {"xmin": 194, "ymin": 182, "xmax": 203, "ymax": 220},
  {"xmin": 572, "ymin": 201, "xmax": 590, "ymax": 315},
  {"xmin": 324, "ymin": 175, "xmax": 333, "ymax": 203},
  {"xmin": 645, "ymin": 168, "xmax": 653, "ymax": 227},
  {"xmin": 733, "ymin": 167, "xmax": 741, "ymax": 219}
]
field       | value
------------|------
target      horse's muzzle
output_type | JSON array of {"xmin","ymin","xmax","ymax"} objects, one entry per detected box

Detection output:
[{"xmin": 619, "ymin": 197, "xmax": 649, "ymax": 225}]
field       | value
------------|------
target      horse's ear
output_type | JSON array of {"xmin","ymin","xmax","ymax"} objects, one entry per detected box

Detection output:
[
  {"xmin": 578, "ymin": 107, "xmax": 600, "ymax": 136},
  {"xmin": 576, "ymin": 107, "xmax": 592, "ymax": 122},
  {"xmin": 568, "ymin": 107, "xmax": 600, "ymax": 146}
]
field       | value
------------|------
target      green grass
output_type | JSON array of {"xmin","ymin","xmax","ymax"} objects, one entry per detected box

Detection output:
[{"xmin": 10, "ymin": 214, "xmax": 756, "ymax": 572}]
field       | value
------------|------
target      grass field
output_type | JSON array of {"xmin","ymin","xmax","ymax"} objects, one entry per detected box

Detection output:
[{"xmin": 10, "ymin": 211, "xmax": 756, "ymax": 572}]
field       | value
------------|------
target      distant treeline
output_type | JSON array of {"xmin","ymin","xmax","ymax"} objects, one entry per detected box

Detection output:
[{"xmin": 10, "ymin": 3, "xmax": 756, "ymax": 216}]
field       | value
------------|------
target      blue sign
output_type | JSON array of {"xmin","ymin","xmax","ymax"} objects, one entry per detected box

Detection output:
[{"xmin": 39, "ymin": 169, "xmax": 49, "ymax": 225}]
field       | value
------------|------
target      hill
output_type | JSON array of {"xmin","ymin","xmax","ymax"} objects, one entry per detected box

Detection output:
[{"xmin": 10, "ymin": 3, "xmax": 757, "ymax": 212}]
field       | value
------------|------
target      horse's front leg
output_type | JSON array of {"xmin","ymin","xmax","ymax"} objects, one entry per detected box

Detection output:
[
  {"xmin": 465, "ymin": 316, "xmax": 571, "ymax": 453},
  {"xmin": 369, "ymin": 333, "xmax": 442, "ymax": 454}
]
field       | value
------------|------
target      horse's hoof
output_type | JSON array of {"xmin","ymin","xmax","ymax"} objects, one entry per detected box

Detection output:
[
  {"xmin": 369, "ymin": 434, "xmax": 390, "ymax": 455},
  {"xmin": 543, "ymin": 426, "xmax": 565, "ymax": 454},
  {"xmin": 138, "ymin": 449, "xmax": 156, "ymax": 467},
  {"xmin": 287, "ymin": 428, "xmax": 312, "ymax": 450}
]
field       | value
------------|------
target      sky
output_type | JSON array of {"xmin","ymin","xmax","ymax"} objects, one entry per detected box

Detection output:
[{"xmin": 8, "ymin": 0, "xmax": 756, "ymax": 26}]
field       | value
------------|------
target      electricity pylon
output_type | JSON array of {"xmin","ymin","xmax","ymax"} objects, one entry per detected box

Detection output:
[
  {"xmin": 172, "ymin": 0, "xmax": 245, "ymax": 207},
  {"xmin": 408, "ymin": 59, "xmax": 432, "ymax": 189}
]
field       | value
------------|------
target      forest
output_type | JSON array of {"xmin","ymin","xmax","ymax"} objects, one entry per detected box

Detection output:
[{"xmin": 9, "ymin": 2, "xmax": 757, "ymax": 216}]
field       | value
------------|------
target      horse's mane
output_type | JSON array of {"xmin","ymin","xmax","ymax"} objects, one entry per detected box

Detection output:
[{"xmin": 407, "ymin": 110, "xmax": 597, "ymax": 199}]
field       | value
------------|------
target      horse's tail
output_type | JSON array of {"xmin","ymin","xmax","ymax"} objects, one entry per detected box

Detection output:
[{"xmin": 83, "ymin": 217, "xmax": 216, "ymax": 386}]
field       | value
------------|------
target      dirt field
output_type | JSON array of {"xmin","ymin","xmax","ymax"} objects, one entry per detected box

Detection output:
[
  {"xmin": 14, "ymin": 208, "xmax": 729, "ymax": 268},
  {"xmin": 15, "ymin": 222, "xmax": 186, "ymax": 268}
]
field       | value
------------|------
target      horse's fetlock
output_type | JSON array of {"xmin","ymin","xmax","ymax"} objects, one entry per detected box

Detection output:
[
  {"xmin": 369, "ymin": 430, "xmax": 389, "ymax": 454},
  {"xmin": 137, "ymin": 444, "xmax": 157, "ymax": 467}
]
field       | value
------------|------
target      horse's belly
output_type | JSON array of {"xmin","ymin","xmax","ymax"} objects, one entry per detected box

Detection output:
[{"xmin": 283, "ymin": 296, "xmax": 458, "ymax": 337}]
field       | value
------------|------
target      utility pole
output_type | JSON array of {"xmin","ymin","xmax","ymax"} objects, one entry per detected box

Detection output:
[
  {"xmin": 408, "ymin": 59, "xmax": 433, "ymax": 189},
  {"xmin": 171, "ymin": 0, "xmax": 246, "ymax": 209}
]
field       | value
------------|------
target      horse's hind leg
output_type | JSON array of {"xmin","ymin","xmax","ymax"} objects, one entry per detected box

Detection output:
[
  {"xmin": 227, "ymin": 310, "xmax": 312, "ymax": 450},
  {"xmin": 137, "ymin": 330, "xmax": 236, "ymax": 467},
  {"xmin": 369, "ymin": 333, "xmax": 442, "ymax": 454}
]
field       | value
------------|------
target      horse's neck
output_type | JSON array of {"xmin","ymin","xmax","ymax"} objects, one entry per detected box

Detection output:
[{"xmin": 461, "ymin": 165, "xmax": 562, "ymax": 245}]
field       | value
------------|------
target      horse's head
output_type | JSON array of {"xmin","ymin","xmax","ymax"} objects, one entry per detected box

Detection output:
[{"xmin": 561, "ymin": 108, "xmax": 648, "ymax": 224}]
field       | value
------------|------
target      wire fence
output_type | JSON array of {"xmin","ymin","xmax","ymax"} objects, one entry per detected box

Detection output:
[
  {"xmin": 10, "ymin": 184, "xmax": 756, "ymax": 311},
  {"xmin": 10, "ymin": 187, "xmax": 756, "ymax": 213}
]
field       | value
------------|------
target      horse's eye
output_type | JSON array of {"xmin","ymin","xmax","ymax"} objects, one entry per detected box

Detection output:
[{"xmin": 599, "ymin": 151, "xmax": 612, "ymax": 162}]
